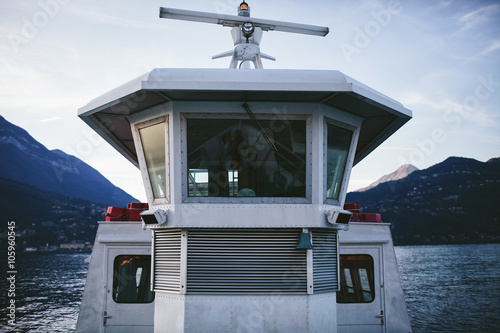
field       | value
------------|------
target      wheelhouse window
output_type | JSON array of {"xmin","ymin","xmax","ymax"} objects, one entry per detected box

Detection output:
[
  {"xmin": 138, "ymin": 120, "xmax": 167, "ymax": 200},
  {"xmin": 326, "ymin": 122, "xmax": 353, "ymax": 201},
  {"xmin": 337, "ymin": 254, "xmax": 375, "ymax": 303},
  {"xmin": 113, "ymin": 255, "xmax": 154, "ymax": 303},
  {"xmin": 187, "ymin": 117, "xmax": 306, "ymax": 198}
]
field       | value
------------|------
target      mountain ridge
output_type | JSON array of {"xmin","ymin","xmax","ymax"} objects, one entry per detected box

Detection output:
[
  {"xmin": 346, "ymin": 156, "xmax": 500, "ymax": 245},
  {"xmin": 356, "ymin": 163, "xmax": 418, "ymax": 192},
  {"xmin": 0, "ymin": 176, "xmax": 108, "ymax": 248},
  {"xmin": 0, "ymin": 115, "xmax": 137, "ymax": 207}
]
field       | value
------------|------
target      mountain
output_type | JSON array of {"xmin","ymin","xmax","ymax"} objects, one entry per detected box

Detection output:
[
  {"xmin": 346, "ymin": 157, "xmax": 500, "ymax": 245},
  {"xmin": 0, "ymin": 176, "xmax": 107, "ymax": 247},
  {"xmin": 0, "ymin": 115, "xmax": 137, "ymax": 207},
  {"xmin": 356, "ymin": 164, "xmax": 418, "ymax": 192}
]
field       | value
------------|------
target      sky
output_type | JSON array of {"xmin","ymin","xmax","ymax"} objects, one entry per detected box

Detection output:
[{"xmin": 1, "ymin": 0, "xmax": 499, "ymax": 202}]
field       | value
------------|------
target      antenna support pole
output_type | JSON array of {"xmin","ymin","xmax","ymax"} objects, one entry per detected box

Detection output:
[{"xmin": 159, "ymin": 3, "xmax": 329, "ymax": 69}]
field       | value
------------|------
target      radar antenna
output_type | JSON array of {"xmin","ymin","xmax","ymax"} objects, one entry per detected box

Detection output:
[{"xmin": 159, "ymin": 1, "xmax": 329, "ymax": 69}]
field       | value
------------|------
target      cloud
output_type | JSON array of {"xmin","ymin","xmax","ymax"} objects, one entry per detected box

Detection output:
[
  {"xmin": 380, "ymin": 146, "xmax": 416, "ymax": 152},
  {"xmin": 39, "ymin": 117, "xmax": 62, "ymax": 123},
  {"xmin": 482, "ymin": 134, "xmax": 500, "ymax": 145},
  {"xmin": 454, "ymin": 3, "xmax": 500, "ymax": 35},
  {"xmin": 400, "ymin": 91, "xmax": 456, "ymax": 114},
  {"xmin": 462, "ymin": 39, "xmax": 500, "ymax": 64},
  {"xmin": 65, "ymin": 6, "xmax": 168, "ymax": 32},
  {"xmin": 478, "ymin": 40, "xmax": 500, "ymax": 56},
  {"xmin": 435, "ymin": 0, "xmax": 455, "ymax": 10}
]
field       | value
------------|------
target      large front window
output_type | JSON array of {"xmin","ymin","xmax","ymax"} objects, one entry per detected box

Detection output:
[
  {"xmin": 326, "ymin": 122, "xmax": 353, "ymax": 201},
  {"xmin": 187, "ymin": 117, "xmax": 307, "ymax": 198}
]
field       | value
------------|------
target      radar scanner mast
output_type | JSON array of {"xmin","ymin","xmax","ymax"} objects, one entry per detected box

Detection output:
[{"xmin": 159, "ymin": 1, "xmax": 329, "ymax": 69}]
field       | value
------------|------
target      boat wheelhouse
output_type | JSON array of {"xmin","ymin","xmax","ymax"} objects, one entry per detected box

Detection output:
[{"xmin": 76, "ymin": 2, "xmax": 412, "ymax": 332}]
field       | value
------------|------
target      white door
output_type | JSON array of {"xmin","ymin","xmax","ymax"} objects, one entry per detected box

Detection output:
[
  {"xmin": 103, "ymin": 246, "xmax": 155, "ymax": 333},
  {"xmin": 337, "ymin": 246, "xmax": 385, "ymax": 333}
]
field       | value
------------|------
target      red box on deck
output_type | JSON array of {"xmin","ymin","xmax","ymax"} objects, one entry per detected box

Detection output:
[
  {"xmin": 105, "ymin": 206, "xmax": 126, "ymax": 221},
  {"xmin": 344, "ymin": 203, "xmax": 360, "ymax": 212},
  {"xmin": 349, "ymin": 212, "xmax": 360, "ymax": 222},
  {"xmin": 126, "ymin": 208, "xmax": 144, "ymax": 221},
  {"xmin": 105, "ymin": 203, "xmax": 149, "ymax": 221},
  {"xmin": 362, "ymin": 213, "xmax": 382, "ymax": 223},
  {"xmin": 127, "ymin": 203, "xmax": 149, "ymax": 210}
]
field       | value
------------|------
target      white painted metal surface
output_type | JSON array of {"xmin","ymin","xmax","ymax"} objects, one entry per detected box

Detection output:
[
  {"xmin": 159, "ymin": 5, "xmax": 328, "ymax": 69},
  {"xmin": 154, "ymin": 294, "xmax": 337, "ymax": 333},
  {"xmin": 103, "ymin": 247, "xmax": 153, "ymax": 333},
  {"xmin": 76, "ymin": 2, "xmax": 413, "ymax": 332},
  {"xmin": 159, "ymin": 7, "xmax": 329, "ymax": 36},
  {"xmin": 337, "ymin": 246, "xmax": 385, "ymax": 333},
  {"xmin": 78, "ymin": 68, "xmax": 412, "ymax": 169},
  {"xmin": 338, "ymin": 223, "xmax": 412, "ymax": 333},
  {"xmin": 76, "ymin": 222, "xmax": 154, "ymax": 333}
]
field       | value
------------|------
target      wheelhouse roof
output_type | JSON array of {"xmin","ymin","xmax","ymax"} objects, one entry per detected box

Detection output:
[{"xmin": 78, "ymin": 68, "xmax": 412, "ymax": 167}]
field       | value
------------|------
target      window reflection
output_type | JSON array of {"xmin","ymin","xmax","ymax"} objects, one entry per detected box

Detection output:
[
  {"xmin": 344, "ymin": 268, "xmax": 354, "ymax": 294},
  {"xmin": 113, "ymin": 255, "xmax": 154, "ymax": 303},
  {"xmin": 139, "ymin": 122, "xmax": 167, "ymax": 199},
  {"xmin": 326, "ymin": 123, "xmax": 352, "ymax": 200},
  {"xmin": 187, "ymin": 118, "xmax": 306, "ymax": 198},
  {"xmin": 337, "ymin": 255, "xmax": 375, "ymax": 303}
]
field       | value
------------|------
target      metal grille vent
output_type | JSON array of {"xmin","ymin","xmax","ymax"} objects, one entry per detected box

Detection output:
[
  {"xmin": 312, "ymin": 229, "xmax": 338, "ymax": 293},
  {"xmin": 187, "ymin": 229, "xmax": 307, "ymax": 294},
  {"xmin": 153, "ymin": 229, "xmax": 182, "ymax": 293}
]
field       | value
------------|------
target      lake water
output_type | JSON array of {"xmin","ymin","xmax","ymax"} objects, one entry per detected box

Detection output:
[
  {"xmin": 0, "ymin": 253, "xmax": 87, "ymax": 333},
  {"xmin": 395, "ymin": 244, "xmax": 500, "ymax": 333},
  {"xmin": 1, "ymin": 244, "xmax": 499, "ymax": 332}
]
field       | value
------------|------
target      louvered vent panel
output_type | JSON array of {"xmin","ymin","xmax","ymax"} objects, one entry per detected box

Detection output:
[
  {"xmin": 312, "ymin": 229, "xmax": 338, "ymax": 293},
  {"xmin": 153, "ymin": 229, "xmax": 182, "ymax": 293},
  {"xmin": 187, "ymin": 229, "xmax": 307, "ymax": 294}
]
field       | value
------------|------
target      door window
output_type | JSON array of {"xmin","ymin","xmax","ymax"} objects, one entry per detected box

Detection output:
[
  {"xmin": 113, "ymin": 255, "xmax": 154, "ymax": 303},
  {"xmin": 337, "ymin": 254, "xmax": 375, "ymax": 303}
]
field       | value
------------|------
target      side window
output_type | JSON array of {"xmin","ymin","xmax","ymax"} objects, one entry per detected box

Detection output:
[
  {"xmin": 137, "ymin": 118, "xmax": 168, "ymax": 201},
  {"xmin": 113, "ymin": 255, "xmax": 155, "ymax": 303},
  {"xmin": 325, "ymin": 122, "xmax": 353, "ymax": 201},
  {"xmin": 337, "ymin": 255, "xmax": 375, "ymax": 303}
]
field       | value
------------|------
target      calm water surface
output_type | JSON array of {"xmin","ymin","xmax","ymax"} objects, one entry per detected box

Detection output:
[
  {"xmin": 0, "ymin": 253, "xmax": 88, "ymax": 333},
  {"xmin": 1, "ymin": 244, "xmax": 499, "ymax": 332},
  {"xmin": 395, "ymin": 243, "xmax": 500, "ymax": 332}
]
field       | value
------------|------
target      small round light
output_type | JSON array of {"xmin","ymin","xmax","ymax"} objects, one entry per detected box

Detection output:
[
  {"xmin": 238, "ymin": 1, "xmax": 250, "ymax": 17},
  {"xmin": 241, "ymin": 22, "xmax": 255, "ymax": 38}
]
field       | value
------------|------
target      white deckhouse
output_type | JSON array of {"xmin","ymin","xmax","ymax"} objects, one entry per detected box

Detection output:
[{"xmin": 76, "ymin": 2, "xmax": 412, "ymax": 332}]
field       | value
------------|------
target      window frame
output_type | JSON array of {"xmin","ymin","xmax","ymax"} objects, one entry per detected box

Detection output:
[
  {"xmin": 323, "ymin": 118, "xmax": 357, "ymax": 205},
  {"xmin": 181, "ymin": 112, "xmax": 312, "ymax": 204},
  {"xmin": 134, "ymin": 116, "xmax": 170, "ymax": 205}
]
